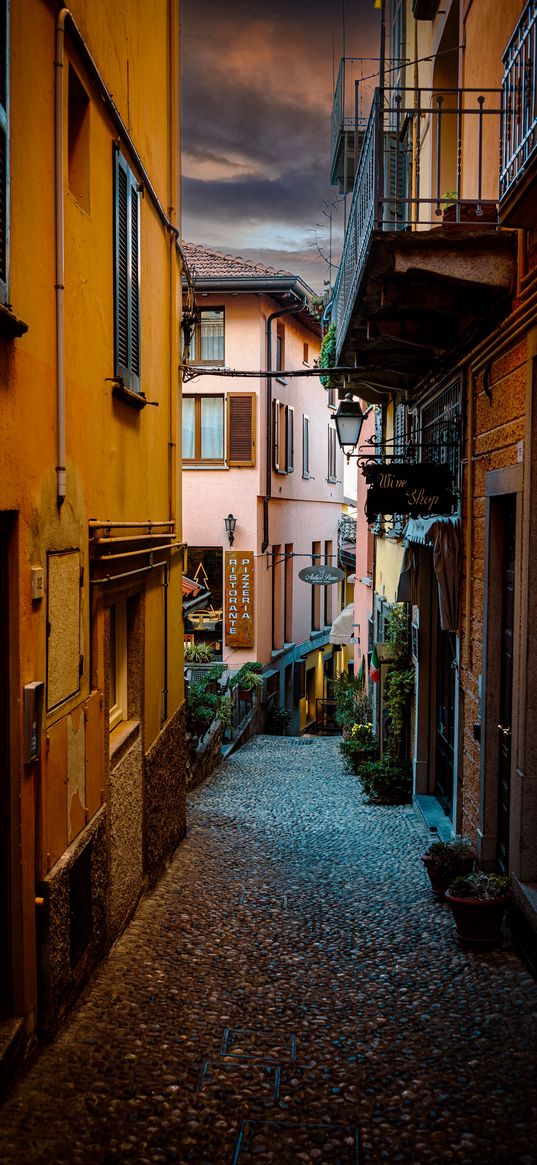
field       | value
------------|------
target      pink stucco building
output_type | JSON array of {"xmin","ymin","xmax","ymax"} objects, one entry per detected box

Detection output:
[{"xmin": 181, "ymin": 245, "xmax": 347, "ymax": 733}]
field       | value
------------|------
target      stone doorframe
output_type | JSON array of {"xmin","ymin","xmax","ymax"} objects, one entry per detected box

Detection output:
[{"xmin": 477, "ymin": 464, "xmax": 523, "ymax": 868}]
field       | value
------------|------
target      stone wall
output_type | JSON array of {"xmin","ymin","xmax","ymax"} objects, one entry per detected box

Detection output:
[
  {"xmin": 144, "ymin": 702, "xmax": 188, "ymax": 885},
  {"xmin": 36, "ymin": 808, "xmax": 107, "ymax": 1038}
]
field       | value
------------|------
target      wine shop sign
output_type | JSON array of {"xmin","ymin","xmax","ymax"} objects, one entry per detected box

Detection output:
[{"xmin": 362, "ymin": 462, "xmax": 456, "ymax": 522}]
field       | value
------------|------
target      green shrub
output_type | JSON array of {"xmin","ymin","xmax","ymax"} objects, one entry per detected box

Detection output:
[
  {"xmin": 266, "ymin": 706, "xmax": 291, "ymax": 735},
  {"xmin": 355, "ymin": 758, "xmax": 412, "ymax": 804},
  {"xmin": 333, "ymin": 672, "xmax": 371, "ymax": 736}
]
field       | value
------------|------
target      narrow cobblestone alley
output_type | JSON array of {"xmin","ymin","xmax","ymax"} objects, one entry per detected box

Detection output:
[{"xmin": 1, "ymin": 736, "xmax": 536, "ymax": 1165}]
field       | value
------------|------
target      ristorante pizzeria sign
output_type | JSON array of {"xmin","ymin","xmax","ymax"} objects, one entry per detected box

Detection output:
[
  {"xmin": 225, "ymin": 551, "xmax": 255, "ymax": 648},
  {"xmin": 362, "ymin": 462, "xmax": 456, "ymax": 522}
]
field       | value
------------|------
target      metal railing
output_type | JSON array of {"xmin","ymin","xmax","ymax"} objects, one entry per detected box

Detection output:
[
  {"xmin": 333, "ymin": 86, "xmax": 502, "ymax": 355},
  {"xmin": 500, "ymin": 0, "xmax": 537, "ymax": 202}
]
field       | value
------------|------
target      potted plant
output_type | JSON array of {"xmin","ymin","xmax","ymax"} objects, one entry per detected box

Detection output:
[
  {"xmin": 445, "ymin": 871, "xmax": 511, "ymax": 946},
  {"xmin": 184, "ymin": 641, "xmax": 215, "ymax": 664},
  {"xmin": 354, "ymin": 757, "xmax": 412, "ymax": 804},
  {"xmin": 266, "ymin": 705, "xmax": 291, "ymax": 735},
  {"xmin": 339, "ymin": 721, "xmax": 377, "ymax": 772},
  {"xmin": 422, "ymin": 836, "xmax": 476, "ymax": 899},
  {"xmin": 228, "ymin": 662, "xmax": 264, "ymax": 699}
]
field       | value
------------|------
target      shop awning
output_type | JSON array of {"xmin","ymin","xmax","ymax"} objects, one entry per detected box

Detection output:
[{"xmin": 329, "ymin": 603, "xmax": 356, "ymax": 645}]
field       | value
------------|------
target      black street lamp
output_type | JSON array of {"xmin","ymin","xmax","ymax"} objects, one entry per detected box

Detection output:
[
  {"xmin": 224, "ymin": 513, "xmax": 237, "ymax": 546},
  {"xmin": 334, "ymin": 394, "xmax": 365, "ymax": 459}
]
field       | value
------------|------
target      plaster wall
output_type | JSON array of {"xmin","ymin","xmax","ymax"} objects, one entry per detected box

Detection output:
[{"xmin": 1, "ymin": 0, "xmax": 183, "ymax": 1033}]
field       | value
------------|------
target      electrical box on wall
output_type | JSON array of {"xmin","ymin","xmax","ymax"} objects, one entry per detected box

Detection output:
[
  {"xmin": 31, "ymin": 566, "xmax": 44, "ymax": 601},
  {"xmin": 23, "ymin": 681, "xmax": 44, "ymax": 763}
]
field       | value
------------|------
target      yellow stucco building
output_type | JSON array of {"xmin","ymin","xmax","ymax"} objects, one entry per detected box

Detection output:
[{"xmin": 0, "ymin": 0, "xmax": 186, "ymax": 1058}]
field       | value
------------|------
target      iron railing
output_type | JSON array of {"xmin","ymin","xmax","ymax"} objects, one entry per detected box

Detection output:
[
  {"xmin": 500, "ymin": 0, "xmax": 537, "ymax": 202},
  {"xmin": 333, "ymin": 86, "xmax": 502, "ymax": 356}
]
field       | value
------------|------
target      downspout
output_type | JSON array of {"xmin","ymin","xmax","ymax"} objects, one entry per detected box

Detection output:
[
  {"xmin": 55, "ymin": 9, "xmax": 69, "ymax": 506},
  {"xmin": 262, "ymin": 296, "xmax": 306, "ymax": 554},
  {"xmin": 164, "ymin": 0, "xmax": 180, "ymax": 719}
]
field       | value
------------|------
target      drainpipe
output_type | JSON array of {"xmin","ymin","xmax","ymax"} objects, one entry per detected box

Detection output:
[
  {"xmin": 55, "ymin": 9, "xmax": 69, "ymax": 506},
  {"xmin": 262, "ymin": 296, "xmax": 306, "ymax": 554}
]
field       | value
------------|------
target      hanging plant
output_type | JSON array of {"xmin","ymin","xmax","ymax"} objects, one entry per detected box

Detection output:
[
  {"xmin": 318, "ymin": 323, "xmax": 340, "ymax": 390},
  {"xmin": 383, "ymin": 604, "xmax": 414, "ymax": 759}
]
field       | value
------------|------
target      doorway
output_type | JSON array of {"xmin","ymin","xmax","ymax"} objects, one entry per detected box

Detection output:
[
  {"xmin": 434, "ymin": 624, "xmax": 456, "ymax": 818},
  {"xmin": 497, "ymin": 495, "xmax": 516, "ymax": 872},
  {"xmin": 0, "ymin": 526, "xmax": 12, "ymax": 1018}
]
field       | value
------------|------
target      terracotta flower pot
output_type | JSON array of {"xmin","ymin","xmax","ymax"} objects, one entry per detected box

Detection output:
[
  {"xmin": 422, "ymin": 853, "xmax": 475, "ymax": 900},
  {"xmin": 445, "ymin": 890, "xmax": 511, "ymax": 946}
]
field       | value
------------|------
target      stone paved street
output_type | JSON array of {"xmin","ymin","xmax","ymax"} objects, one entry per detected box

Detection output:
[{"xmin": 1, "ymin": 736, "xmax": 536, "ymax": 1164}]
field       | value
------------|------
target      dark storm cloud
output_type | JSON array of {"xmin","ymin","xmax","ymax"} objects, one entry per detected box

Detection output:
[
  {"xmin": 181, "ymin": 0, "xmax": 380, "ymax": 289},
  {"xmin": 182, "ymin": 165, "xmax": 332, "ymax": 229}
]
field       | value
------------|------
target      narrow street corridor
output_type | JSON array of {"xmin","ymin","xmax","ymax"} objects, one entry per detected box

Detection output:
[{"xmin": 1, "ymin": 736, "xmax": 536, "ymax": 1164}]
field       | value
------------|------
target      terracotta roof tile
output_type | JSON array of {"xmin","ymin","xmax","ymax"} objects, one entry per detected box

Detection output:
[{"xmin": 182, "ymin": 242, "xmax": 293, "ymax": 280}]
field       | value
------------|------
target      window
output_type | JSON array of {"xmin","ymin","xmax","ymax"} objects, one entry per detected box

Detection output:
[
  {"xmin": 276, "ymin": 323, "xmax": 285, "ymax": 381},
  {"xmin": 303, "ymin": 341, "xmax": 309, "ymax": 365},
  {"xmin": 0, "ymin": 0, "xmax": 9, "ymax": 304},
  {"xmin": 195, "ymin": 308, "xmax": 224, "ymax": 364},
  {"xmin": 109, "ymin": 600, "xmax": 127, "ymax": 731},
  {"xmin": 68, "ymin": 66, "xmax": 90, "ymax": 211},
  {"xmin": 114, "ymin": 148, "xmax": 141, "ymax": 391},
  {"xmin": 328, "ymin": 423, "xmax": 338, "ymax": 481},
  {"xmin": 183, "ymin": 395, "xmax": 224, "ymax": 463},
  {"xmin": 302, "ymin": 415, "xmax": 311, "ymax": 478},
  {"xmin": 183, "ymin": 392, "xmax": 255, "ymax": 466},
  {"xmin": 273, "ymin": 401, "xmax": 294, "ymax": 473}
]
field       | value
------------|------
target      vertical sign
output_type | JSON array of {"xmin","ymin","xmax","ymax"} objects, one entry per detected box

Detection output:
[{"xmin": 225, "ymin": 551, "xmax": 255, "ymax": 648}]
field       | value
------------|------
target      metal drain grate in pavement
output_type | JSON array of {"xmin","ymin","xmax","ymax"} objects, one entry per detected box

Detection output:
[
  {"xmin": 220, "ymin": 1027, "xmax": 297, "ymax": 1062},
  {"xmin": 231, "ymin": 1119, "xmax": 361, "ymax": 1163},
  {"xmin": 195, "ymin": 1059, "xmax": 281, "ymax": 1102}
]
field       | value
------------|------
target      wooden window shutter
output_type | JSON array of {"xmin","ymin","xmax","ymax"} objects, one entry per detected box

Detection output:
[
  {"xmin": 227, "ymin": 392, "xmax": 256, "ymax": 466},
  {"xmin": 286, "ymin": 406, "xmax": 294, "ymax": 472},
  {"xmin": 272, "ymin": 398, "xmax": 279, "ymax": 470},
  {"xmin": 114, "ymin": 148, "xmax": 141, "ymax": 391}
]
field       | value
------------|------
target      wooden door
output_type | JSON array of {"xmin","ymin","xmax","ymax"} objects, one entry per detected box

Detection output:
[
  {"xmin": 497, "ymin": 496, "xmax": 516, "ymax": 872},
  {"xmin": 0, "ymin": 528, "xmax": 12, "ymax": 1018}
]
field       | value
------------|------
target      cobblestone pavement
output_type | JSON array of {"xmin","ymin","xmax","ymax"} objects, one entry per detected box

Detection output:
[{"xmin": 1, "ymin": 736, "xmax": 537, "ymax": 1165}]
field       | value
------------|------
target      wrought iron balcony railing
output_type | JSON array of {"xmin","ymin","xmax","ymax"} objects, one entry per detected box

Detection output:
[
  {"xmin": 332, "ymin": 86, "xmax": 502, "ymax": 357},
  {"xmin": 500, "ymin": 0, "xmax": 537, "ymax": 203}
]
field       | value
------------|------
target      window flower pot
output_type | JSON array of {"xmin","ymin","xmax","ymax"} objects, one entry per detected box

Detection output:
[{"xmin": 445, "ymin": 890, "xmax": 511, "ymax": 946}]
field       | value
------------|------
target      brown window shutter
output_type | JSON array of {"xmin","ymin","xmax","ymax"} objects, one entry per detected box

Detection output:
[{"xmin": 227, "ymin": 392, "xmax": 256, "ymax": 466}]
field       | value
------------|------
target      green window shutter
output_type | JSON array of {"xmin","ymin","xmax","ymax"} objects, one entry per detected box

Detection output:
[
  {"xmin": 114, "ymin": 148, "xmax": 141, "ymax": 391},
  {"xmin": 227, "ymin": 392, "xmax": 255, "ymax": 466}
]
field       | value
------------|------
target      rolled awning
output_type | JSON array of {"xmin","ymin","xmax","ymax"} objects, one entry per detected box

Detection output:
[{"xmin": 329, "ymin": 603, "xmax": 356, "ymax": 645}]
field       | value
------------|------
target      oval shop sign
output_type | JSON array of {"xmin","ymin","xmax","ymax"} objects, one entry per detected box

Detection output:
[{"xmin": 298, "ymin": 564, "xmax": 345, "ymax": 585}]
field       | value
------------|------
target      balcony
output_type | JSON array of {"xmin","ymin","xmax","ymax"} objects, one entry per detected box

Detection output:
[
  {"xmin": 333, "ymin": 87, "xmax": 517, "ymax": 397},
  {"xmin": 499, "ymin": 0, "xmax": 537, "ymax": 227},
  {"xmin": 330, "ymin": 58, "xmax": 380, "ymax": 194}
]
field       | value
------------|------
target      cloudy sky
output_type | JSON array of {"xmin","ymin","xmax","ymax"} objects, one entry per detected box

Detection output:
[{"xmin": 181, "ymin": 1, "xmax": 380, "ymax": 293}]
